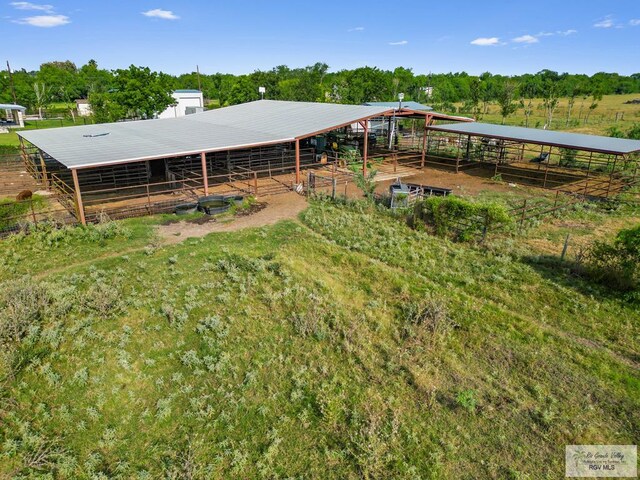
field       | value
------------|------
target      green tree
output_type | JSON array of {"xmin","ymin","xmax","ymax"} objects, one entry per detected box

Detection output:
[
  {"xmin": 90, "ymin": 65, "xmax": 174, "ymax": 121},
  {"xmin": 496, "ymin": 80, "xmax": 518, "ymax": 124}
]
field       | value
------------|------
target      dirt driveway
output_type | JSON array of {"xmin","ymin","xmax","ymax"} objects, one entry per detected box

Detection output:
[{"xmin": 157, "ymin": 192, "xmax": 308, "ymax": 244}]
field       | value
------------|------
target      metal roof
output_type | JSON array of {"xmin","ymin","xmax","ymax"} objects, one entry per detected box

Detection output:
[
  {"xmin": 364, "ymin": 101, "xmax": 433, "ymax": 111},
  {"xmin": 0, "ymin": 104, "xmax": 26, "ymax": 111},
  {"xmin": 428, "ymin": 122, "xmax": 640, "ymax": 155},
  {"xmin": 174, "ymin": 89, "xmax": 201, "ymax": 94},
  {"xmin": 19, "ymin": 100, "xmax": 394, "ymax": 169}
]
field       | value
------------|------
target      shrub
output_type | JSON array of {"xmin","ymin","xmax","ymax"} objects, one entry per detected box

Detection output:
[
  {"xmin": 414, "ymin": 195, "xmax": 512, "ymax": 241},
  {"xmin": 400, "ymin": 296, "xmax": 456, "ymax": 346},
  {"xmin": 585, "ymin": 224, "xmax": 640, "ymax": 291},
  {"xmin": 456, "ymin": 389, "xmax": 477, "ymax": 413},
  {"xmin": 0, "ymin": 277, "xmax": 50, "ymax": 345}
]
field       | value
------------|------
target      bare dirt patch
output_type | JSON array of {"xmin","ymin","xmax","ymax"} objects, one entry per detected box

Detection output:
[{"xmin": 157, "ymin": 192, "xmax": 308, "ymax": 244}]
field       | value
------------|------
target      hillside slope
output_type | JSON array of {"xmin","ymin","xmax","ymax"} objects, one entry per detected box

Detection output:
[{"xmin": 0, "ymin": 201, "xmax": 638, "ymax": 479}]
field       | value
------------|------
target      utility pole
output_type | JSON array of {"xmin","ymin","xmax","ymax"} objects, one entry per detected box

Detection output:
[
  {"xmin": 6, "ymin": 61, "xmax": 18, "ymax": 104},
  {"xmin": 196, "ymin": 65, "xmax": 202, "ymax": 92}
]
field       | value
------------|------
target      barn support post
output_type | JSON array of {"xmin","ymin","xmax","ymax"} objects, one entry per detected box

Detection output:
[
  {"xmin": 584, "ymin": 151, "xmax": 593, "ymax": 195},
  {"xmin": 606, "ymin": 155, "xmax": 618, "ymax": 198},
  {"xmin": 38, "ymin": 151, "xmax": 49, "ymax": 188},
  {"xmin": 420, "ymin": 121, "xmax": 427, "ymax": 168},
  {"xmin": 455, "ymin": 134, "xmax": 462, "ymax": 174},
  {"xmin": 361, "ymin": 121, "xmax": 369, "ymax": 177},
  {"xmin": 18, "ymin": 136, "xmax": 29, "ymax": 171},
  {"xmin": 295, "ymin": 139, "xmax": 301, "ymax": 184},
  {"xmin": 200, "ymin": 152, "xmax": 209, "ymax": 196},
  {"xmin": 71, "ymin": 168, "xmax": 86, "ymax": 225},
  {"xmin": 465, "ymin": 134, "xmax": 472, "ymax": 162}
]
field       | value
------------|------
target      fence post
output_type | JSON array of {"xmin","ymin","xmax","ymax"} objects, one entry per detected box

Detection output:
[
  {"xmin": 481, "ymin": 211, "xmax": 489, "ymax": 243},
  {"xmin": 332, "ymin": 178, "xmax": 337, "ymax": 199},
  {"xmin": 146, "ymin": 184, "xmax": 151, "ymax": 214},
  {"xmin": 561, "ymin": 234, "xmax": 570, "ymax": 261},
  {"xmin": 519, "ymin": 199, "xmax": 527, "ymax": 230},
  {"xmin": 553, "ymin": 190, "xmax": 559, "ymax": 209},
  {"xmin": 253, "ymin": 171, "xmax": 258, "ymax": 196}
]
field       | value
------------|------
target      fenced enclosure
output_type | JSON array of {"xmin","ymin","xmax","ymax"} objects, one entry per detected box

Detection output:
[{"xmin": 377, "ymin": 128, "xmax": 640, "ymax": 198}]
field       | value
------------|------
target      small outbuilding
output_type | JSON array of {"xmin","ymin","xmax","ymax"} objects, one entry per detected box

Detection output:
[
  {"xmin": 0, "ymin": 103, "xmax": 26, "ymax": 129},
  {"xmin": 157, "ymin": 90, "xmax": 205, "ymax": 119}
]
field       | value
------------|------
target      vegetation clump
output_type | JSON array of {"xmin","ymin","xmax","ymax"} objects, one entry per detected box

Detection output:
[
  {"xmin": 585, "ymin": 224, "xmax": 640, "ymax": 292},
  {"xmin": 414, "ymin": 195, "xmax": 512, "ymax": 241}
]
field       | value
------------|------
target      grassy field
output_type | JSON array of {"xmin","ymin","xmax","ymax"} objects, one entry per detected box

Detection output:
[
  {"xmin": 454, "ymin": 93, "xmax": 640, "ymax": 136},
  {"xmin": 0, "ymin": 191, "xmax": 638, "ymax": 478}
]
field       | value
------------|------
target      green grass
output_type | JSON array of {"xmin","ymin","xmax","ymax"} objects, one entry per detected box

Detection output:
[
  {"xmin": 0, "ymin": 118, "xmax": 95, "ymax": 149},
  {"xmin": 0, "ymin": 196, "xmax": 638, "ymax": 478},
  {"xmin": 453, "ymin": 93, "xmax": 640, "ymax": 136}
]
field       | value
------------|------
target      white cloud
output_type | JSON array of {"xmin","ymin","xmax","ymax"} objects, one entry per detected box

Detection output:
[
  {"xmin": 594, "ymin": 15, "xmax": 614, "ymax": 28},
  {"xmin": 388, "ymin": 40, "xmax": 408, "ymax": 45},
  {"xmin": 10, "ymin": 1, "xmax": 53, "ymax": 11},
  {"xmin": 142, "ymin": 8, "xmax": 179, "ymax": 20},
  {"xmin": 537, "ymin": 31, "xmax": 554, "ymax": 37},
  {"xmin": 348, "ymin": 26, "xmax": 364, "ymax": 32},
  {"xmin": 630, "ymin": 19, "xmax": 640, "ymax": 26},
  {"xmin": 13, "ymin": 13, "xmax": 69, "ymax": 26},
  {"xmin": 558, "ymin": 29, "xmax": 577, "ymax": 35},
  {"xmin": 470, "ymin": 37, "xmax": 500, "ymax": 46},
  {"xmin": 513, "ymin": 34, "xmax": 538, "ymax": 44}
]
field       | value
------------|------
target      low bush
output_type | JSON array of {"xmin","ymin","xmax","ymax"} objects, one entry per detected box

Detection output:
[
  {"xmin": 400, "ymin": 295, "xmax": 456, "ymax": 347},
  {"xmin": 585, "ymin": 224, "xmax": 640, "ymax": 292},
  {"xmin": 414, "ymin": 195, "xmax": 512, "ymax": 241}
]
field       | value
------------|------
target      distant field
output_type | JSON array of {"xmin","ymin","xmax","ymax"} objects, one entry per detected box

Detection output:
[{"xmin": 452, "ymin": 93, "xmax": 640, "ymax": 136}]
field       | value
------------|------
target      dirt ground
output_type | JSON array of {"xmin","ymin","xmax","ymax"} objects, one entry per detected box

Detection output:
[
  {"xmin": 157, "ymin": 191, "xmax": 308, "ymax": 244},
  {"xmin": 328, "ymin": 164, "xmax": 521, "ymax": 200},
  {"xmin": 156, "ymin": 165, "xmax": 547, "ymax": 245}
]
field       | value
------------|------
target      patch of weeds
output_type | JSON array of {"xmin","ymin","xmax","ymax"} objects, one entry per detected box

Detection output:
[{"xmin": 456, "ymin": 389, "xmax": 477, "ymax": 413}]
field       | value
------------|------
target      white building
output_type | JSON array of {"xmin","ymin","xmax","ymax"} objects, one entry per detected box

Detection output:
[
  {"xmin": 157, "ymin": 90, "xmax": 204, "ymax": 119},
  {"xmin": 76, "ymin": 99, "xmax": 92, "ymax": 117},
  {"xmin": 0, "ymin": 104, "xmax": 26, "ymax": 129}
]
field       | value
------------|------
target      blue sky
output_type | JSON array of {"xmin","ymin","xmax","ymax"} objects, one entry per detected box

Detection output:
[{"xmin": 3, "ymin": 0, "xmax": 640, "ymax": 75}]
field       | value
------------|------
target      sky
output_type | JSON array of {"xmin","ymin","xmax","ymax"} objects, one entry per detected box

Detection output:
[{"xmin": 3, "ymin": 0, "xmax": 640, "ymax": 76}]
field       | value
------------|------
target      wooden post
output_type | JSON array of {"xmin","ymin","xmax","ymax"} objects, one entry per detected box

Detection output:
[
  {"xmin": 519, "ymin": 199, "xmax": 527, "ymax": 230},
  {"xmin": 253, "ymin": 171, "xmax": 258, "ymax": 196},
  {"xmin": 38, "ymin": 151, "xmax": 49, "ymax": 188},
  {"xmin": 71, "ymin": 168, "xmax": 86, "ymax": 225},
  {"xmin": 606, "ymin": 155, "xmax": 618, "ymax": 198},
  {"xmin": 295, "ymin": 139, "xmax": 301, "ymax": 184},
  {"xmin": 200, "ymin": 152, "xmax": 208, "ymax": 196},
  {"xmin": 421, "ymin": 123, "xmax": 427, "ymax": 168},
  {"xmin": 146, "ymin": 184, "xmax": 151, "ymax": 213},
  {"xmin": 542, "ymin": 148, "xmax": 551, "ymax": 188},
  {"xmin": 361, "ymin": 121, "xmax": 369, "ymax": 177}
]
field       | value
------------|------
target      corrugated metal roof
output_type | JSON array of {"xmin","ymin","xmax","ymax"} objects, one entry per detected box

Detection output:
[
  {"xmin": 364, "ymin": 101, "xmax": 433, "ymax": 111},
  {"xmin": 18, "ymin": 100, "xmax": 393, "ymax": 169},
  {"xmin": 0, "ymin": 104, "xmax": 26, "ymax": 111},
  {"xmin": 428, "ymin": 122, "xmax": 640, "ymax": 155}
]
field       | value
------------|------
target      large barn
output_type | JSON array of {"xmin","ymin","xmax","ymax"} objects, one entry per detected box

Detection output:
[{"xmin": 17, "ymin": 100, "xmax": 467, "ymax": 224}]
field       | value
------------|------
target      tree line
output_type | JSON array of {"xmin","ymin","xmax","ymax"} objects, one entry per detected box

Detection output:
[{"xmin": 2, "ymin": 60, "xmax": 640, "ymax": 126}]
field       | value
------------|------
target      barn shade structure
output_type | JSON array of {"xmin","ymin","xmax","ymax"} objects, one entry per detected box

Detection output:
[
  {"xmin": 426, "ymin": 122, "xmax": 640, "ymax": 196},
  {"xmin": 18, "ymin": 100, "xmax": 465, "ymax": 224}
]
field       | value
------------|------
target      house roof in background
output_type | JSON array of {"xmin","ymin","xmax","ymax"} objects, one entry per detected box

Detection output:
[
  {"xmin": 0, "ymin": 104, "xmax": 27, "ymax": 111},
  {"xmin": 364, "ymin": 101, "xmax": 433, "ymax": 111}
]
